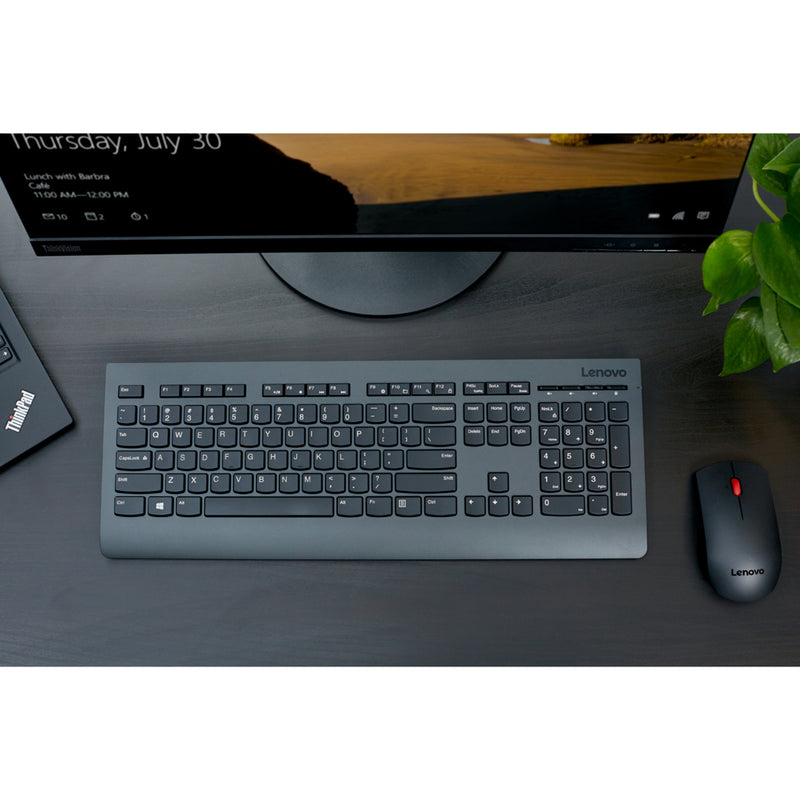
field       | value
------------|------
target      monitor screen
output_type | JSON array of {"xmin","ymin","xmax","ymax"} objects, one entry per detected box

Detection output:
[{"xmin": 0, "ymin": 133, "xmax": 753, "ymax": 256}]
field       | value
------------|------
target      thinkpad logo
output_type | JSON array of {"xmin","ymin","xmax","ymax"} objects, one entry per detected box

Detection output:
[
  {"xmin": 5, "ymin": 390, "xmax": 35, "ymax": 432},
  {"xmin": 580, "ymin": 367, "xmax": 627, "ymax": 378}
]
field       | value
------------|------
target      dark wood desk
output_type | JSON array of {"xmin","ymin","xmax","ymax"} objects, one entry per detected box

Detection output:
[{"xmin": 1, "ymin": 183, "xmax": 798, "ymax": 665}]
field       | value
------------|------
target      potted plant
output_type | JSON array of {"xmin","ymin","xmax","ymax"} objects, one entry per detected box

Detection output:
[{"xmin": 702, "ymin": 133, "xmax": 800, "ymax": 374}]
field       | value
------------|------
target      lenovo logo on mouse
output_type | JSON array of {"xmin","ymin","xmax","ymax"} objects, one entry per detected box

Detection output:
[
  {"xmin": 730, "ymin": 568, "xmax": 766, "ymax": 576},
  {"xmin": 580, "ymin": 367, "xmax": 627, "ymax": 378},
  {"xmin": 5, "ymin": 389, "xmax": 35, "ymax": 433}
]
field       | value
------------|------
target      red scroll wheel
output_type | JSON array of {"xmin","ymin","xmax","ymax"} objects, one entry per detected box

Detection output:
[{"xmin": 731, "ymin": 478, "xmax": 742, "ymax": 497}]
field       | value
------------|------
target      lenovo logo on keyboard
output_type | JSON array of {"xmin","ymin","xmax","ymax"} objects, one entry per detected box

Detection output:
[{"xmin": 580, "ymin": 367, "xmax": 627, "ymax": 378}]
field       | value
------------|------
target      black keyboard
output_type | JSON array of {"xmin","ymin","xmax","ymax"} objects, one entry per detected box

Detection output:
[{"xmin": 101, "ymin": 359, "xmax": 646, "ymax": 559}]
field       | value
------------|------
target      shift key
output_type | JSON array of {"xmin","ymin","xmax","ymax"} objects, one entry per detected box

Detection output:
[
  {"xmin": 395, "ymin": 473, "xmax": 457, "ymax": 493},
  {"xmin": 116, "ymin": 450, "xmax": 152, "ymax": 470}
]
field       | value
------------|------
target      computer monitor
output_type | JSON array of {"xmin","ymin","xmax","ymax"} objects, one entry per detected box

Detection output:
[{"xmin": 0, "ymin": 133, "xmax": 753, "ymax": 315}]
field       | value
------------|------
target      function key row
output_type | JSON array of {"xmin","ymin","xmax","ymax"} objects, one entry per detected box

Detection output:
[
  {"xmin": 367, "ymin": 382, "xmax": 455, "ymax": 396},
  {"xmin": 122, "ymin": 384, "xmax": 354, "ymax": 399}
]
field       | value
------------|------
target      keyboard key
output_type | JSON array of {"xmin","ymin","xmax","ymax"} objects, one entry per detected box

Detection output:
[
  {"xmin": 406, "ymin": 450, "xmax": 456, "ymax": 470},
  {"xmin": 117, "ymin": 428, "xmax": 147, "ymax": 448},
  {"xmin": 538, "ymin": 403, "xmax": 559, "ymax": 422},
  {"xmin": 114, "ymin": 496, "xmax": 145, "ymax": 516},
  {"xmin": 587, "ymin": 471, "xmax": 609, "ymax": 492},
  {"xmin": 176, "ymin": 497, "xmax": 202, "ymax": 516},
  {"xmin": 508, "ymin": 382, "xmax": 530, "ymax": 394},
  {"xmin": 589, "ymin": 495, "xmax": 609, "ymax": 515},
  {"xmin": 584, "ymin": 402, "xmax": 605, "ymax": 422},
  {"xmin": 389, "ymin": 404, "xmax": 410, "ymax": 424},
  {"xmin": 486, "ymin": 382, "xmax": 507, "ymax": 395},
  {"xmin": 434, "ymin": 383, "xmax": 455, "ymax": 395},
  {"xmin": 366, "ymin": 497, "xmax": 393, "ymax": 517},
  {"xmin": 205, "ymin": 497, "xmax": 334, "ymax": 516},
  {"xmin": 463, "ymin": 427, "xmax": 485, "ymax": 446},
  {"xmin": 181, "ymin": 385, "xmax": 202, "ymax": 397},
  {"xmin": 561, "ymin": 402, "xmax": 582, "ymax": 422},
  {"xmin": 510, "ymin": 403, "xmax": 531, "ymax": 423},
  {"xmin": 512, "ymin": 496, "xmax": 533, "ymax": 516},
  {"xmin": 487, "ymin": 426, "xmax": 508, "ymax": 446},
  {"xmin": 115, "ymin": 474, "xmax": 162, "ymax": 493},
  {"xmin": 463, "ymin": 403, "xmax": 484, "ymax": 423},
  {"xmin": 367, "ymin": 383, "xmax": 388, "ymax": 396},
  {"xmin": 540, "ymin": 472, "xmax": 561, "ymax": 492},
  {"xmin": 488, "ymin": 472, "xmax": 509, "ymax": 492},
  {"xmin": 412, "ymin": 403, "xmax": 456, "ymax": 423},
  {"xmin": 117, "ymin": 405, "xmax": 137, "ymax": 425},
  {"xmin": 424, "ymin": 496, "xmax": 457, "ymax": 516},
  {"xmin": 489, "ymin": 496, "xmax": 509, "ymax": 516},
  {"xmin": 389, "ymin": 383, "xmax": 410, "ymax": 395},
  {"xmin": 608, "ymin": 402, "xmax": 629, "ymax": 422},
  {"xmin": 327, "ymin": 384, "xmax": 350, "ymax": 396},
  {"xmin": 116, "ymin": 451, "xmax": 152, "ymax": 470},
  {"xmin": 424, "ymin": 426, "xmax": 456, "ymax": 447},
  {"xmin": 148, "ymin": 497, "xmax": 173, "ymax": 516},
  {"xmin": 609, "ymin": 425, "xmax": 630, "ymax": 469},
  {"xmin": 463, "ymin": 382, "xmax": 485, "ymax": 395},
  {"xmin": 395, "ymin": 473, "xmax": 456, "ymax": 493},
  {"xmin": 510, "ymin": 426, "xmax": 532, "ymax": 446},
  {"xmin": 611, "ymin": 471, "xmax": 632, "ymax": 515},
  {"xmin": 262, "ymin": 384, "xmax": 284, "ymax": 396},
  {"xmin": 395, "ymin": 496, "xmax": 422, "ymax": 517},
  {"xmin": 541, "ymin": 496, "xmax": 585, "ymax": 516},
  {"xmin": 203, "ymin": 384, "xmax": 224, "ymax": 397},
  {"xmin": 465, "ymin": 496, "xmax": 486, "ymax": 516},
  {"xmin": 160, "ymin": 385, "xmax": 180, "ymax": 398},
  {"xmin": 224, "ymin": 384, "xmax": 246, "ymax": 397},
  {"xmin": 487, "ymin": 403, "xmax": 507, "ymax": 423},
  {"xmin": 118, "ymin": 385, "xmax": 143, "ymax": 398},
  {"xmin": 337, "ymin": 496, "xmax": 363, "ymax": 516}
]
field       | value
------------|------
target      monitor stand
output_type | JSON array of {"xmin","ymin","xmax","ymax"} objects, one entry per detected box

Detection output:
[{"xmin": 260, "ymin": 252, "xmax": 501, "ymax": 316}]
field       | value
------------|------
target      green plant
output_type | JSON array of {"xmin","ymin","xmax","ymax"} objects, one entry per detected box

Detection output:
[{"xmin": 702, "ymin": 134, "xmax": 800, "ymax": 374}]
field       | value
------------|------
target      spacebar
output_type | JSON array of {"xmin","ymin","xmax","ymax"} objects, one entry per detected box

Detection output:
[{"xmin": 205, "ymin": 497, "xmax": 334, "ymax": 517}]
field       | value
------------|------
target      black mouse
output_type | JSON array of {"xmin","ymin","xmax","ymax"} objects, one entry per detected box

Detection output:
[{"xmin": 694, "ymin": 461, "xmax": 781, "ymax": 602}]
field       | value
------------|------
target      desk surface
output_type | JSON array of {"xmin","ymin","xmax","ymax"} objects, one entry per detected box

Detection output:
[{"xmin": 1, "ymin": 181, "xmax": 799, "ymax": 666}]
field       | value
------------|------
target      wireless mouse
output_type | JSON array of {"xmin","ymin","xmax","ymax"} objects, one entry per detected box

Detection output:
[{"xmin": 694, "ymin": 461, "xmax": 781, "ymax": 602}]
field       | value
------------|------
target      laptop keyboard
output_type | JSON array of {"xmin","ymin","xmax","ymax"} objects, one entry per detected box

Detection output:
[{"xmin": 101, "ymin": 359, "xmax": 646, "ymax": 559}]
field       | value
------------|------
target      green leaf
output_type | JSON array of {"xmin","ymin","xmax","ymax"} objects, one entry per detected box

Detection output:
[
  {"xmin": 787, "ymin": 169, "xmax": 800, "ymax": 220},
  {"xmin": 746, "ymin": 134, "xmax": 792, "ymax": 198},
  {"xmin": 752, "ymin": 214, "xmax": 800, "ymax": 306},
  {"xmin": 763, "ymin": 136, "xmax": 800, "ymax": 180},
  {"xmin": 760, "ymin": 283, "xmax": 800, "ymax": 371},
  {"xmin": 776, "ymin": 293, "xmax": 800, "ymax": 348},
  {"xmin": 720, "ymin": 297, "xmax": 770, "ymax": 376},
  {"xmin": 701, "ymin": 229, "xmax": 760, "ymax": 314}
]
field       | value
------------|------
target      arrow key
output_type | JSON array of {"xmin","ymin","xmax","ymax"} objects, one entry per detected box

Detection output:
[
  {"xmin": 488, "ymin": 472, "xmax": 509, "ymax": 492},
  {"xmin": 465, "ymin": 496, "xmax": 486, "ymax": 517},
  {"xmin": 512, "ymin": 495, "xmax": 533, "ymax": 516},
  {"xmin": 489, "ymin": 496, "xmax": 509, "ymax": 516}
]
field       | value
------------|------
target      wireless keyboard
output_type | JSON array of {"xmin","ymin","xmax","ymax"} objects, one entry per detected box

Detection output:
[{"xmin": 101, "ymin": 359, "xmax": 646, "ymax": 559}]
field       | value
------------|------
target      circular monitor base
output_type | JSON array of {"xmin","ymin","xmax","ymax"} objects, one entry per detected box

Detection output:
[{"xmin": 261, "ymin": 251, "xmax": 501, "ymax": 316}]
